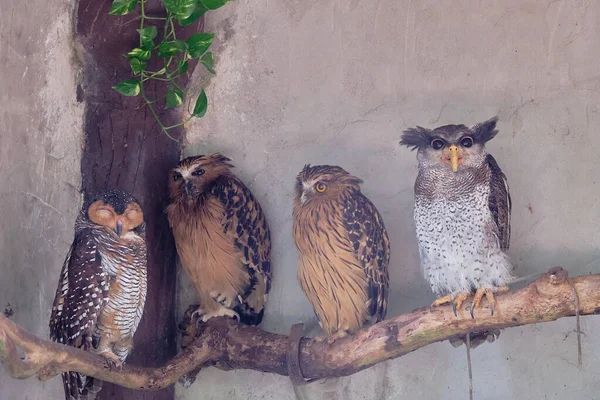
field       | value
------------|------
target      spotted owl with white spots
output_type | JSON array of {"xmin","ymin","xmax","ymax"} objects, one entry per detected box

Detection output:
[
  {"xmin": 49, "ymin": 190, "xmax": 147, "ymax": 399},
  {"xmin": 400, "ymin": 117, "xmax": 513, "ymax": 340}
]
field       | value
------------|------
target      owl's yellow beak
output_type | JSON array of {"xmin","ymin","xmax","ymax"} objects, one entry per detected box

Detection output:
[{"xmin": 443, "ymin": 145, "xmax": 461, "ymax": 172}]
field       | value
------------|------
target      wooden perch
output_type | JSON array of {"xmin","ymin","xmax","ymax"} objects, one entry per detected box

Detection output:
[{"xmin": 1, "ymin": 267, "xmax": 598, "ymax": 390}]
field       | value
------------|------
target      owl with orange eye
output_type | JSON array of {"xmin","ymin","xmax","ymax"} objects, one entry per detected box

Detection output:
[
  {"xmin": 400, "ymin": 117, "xmax": 513, "ymax": 347},
  {"xmin": 293, "ymin": 164, "xmax": 390, "ymax": 343}
]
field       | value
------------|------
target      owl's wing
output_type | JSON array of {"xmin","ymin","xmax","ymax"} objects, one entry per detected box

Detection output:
[
  {"xmin": 49, "ymin": 228, "xmax": 110, "ymax": 346},
  {"xmin": 49, "ymin": 228, "xmax": 110, "ymax": 399},
  {"xmin": 343, "ymin": 190, "xmax": 390, "ymax": 322},
  {"xmin": 486, "ymin": 154, "xmax": 511, "ymax": 250},
  {"xmin": 212, "ymin": 177, "xmax": 271, "ymax": 325}
]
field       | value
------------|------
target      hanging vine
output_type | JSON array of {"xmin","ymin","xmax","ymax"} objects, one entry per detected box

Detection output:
[{"xmin": 109, "ymin": 0, "xmax": 230, "ymax": 140}]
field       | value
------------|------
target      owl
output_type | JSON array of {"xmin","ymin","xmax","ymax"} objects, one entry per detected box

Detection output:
[
  {"xmin": 400, "ymin": 117, "xmax": 512, "ymax": 324},
  {"xmin": 49, "ymin": 190, "xmax": 147, "ymax": 400},
  {"xmin": 293, "ymin": 165, "xmax": 390, "ymax": 343},
  {"xmin": 166, "ymin": 153, "xmax": 271, "ymax": 325}
]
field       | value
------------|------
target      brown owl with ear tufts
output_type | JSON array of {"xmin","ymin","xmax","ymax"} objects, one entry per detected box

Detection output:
[
  {"xmin": 167, "ymin": 153, "xmax": 271, "ymax": 325},
  {"xmin": 293, "ymin": 165, "xmax": 390, "ymax": 343}
]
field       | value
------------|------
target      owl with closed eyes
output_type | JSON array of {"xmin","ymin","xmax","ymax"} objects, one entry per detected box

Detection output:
[
  {"xmin": 293, "ymin": 165, "xmax": 390, "ymax": 343},
  {"xmin": 49, "ymin": 190, "xmax": 147, "ymax": 399},
  {"xmin": 400, "ymin": 117, "xmax": 513, "ymax": 346}
]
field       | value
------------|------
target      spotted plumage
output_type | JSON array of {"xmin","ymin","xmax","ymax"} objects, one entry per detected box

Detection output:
[
  {"xmin": 49, "ymin": 190, "xmax": 147, "ymax": 400},
  {"xmin": 166, "ymin": 153, "xmax": 271, "ymax": 325},
  {"xmin": 401, "ymin": 117, "xmax": 512, "ymax": 346},
  {"xmin": 293, "ymin": 165, "xmax": 390, "ymax": 342}
]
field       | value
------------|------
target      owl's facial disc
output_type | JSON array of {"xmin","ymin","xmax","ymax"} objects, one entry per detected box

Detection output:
[
  {"xmin": 442, "ymin": 144, "xmax": 464, "ymax": 172},
  {"xmin": 300, "ymin": 181, "xmax": 316, "ymax": 205},
  {"xmin": 88, "ymin": 200, "xmax": 143, "ymax": 237}
]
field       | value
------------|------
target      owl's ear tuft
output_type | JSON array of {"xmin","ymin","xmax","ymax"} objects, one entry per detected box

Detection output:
[
  {"xmin": 400, "ymin": 126, "xmax": 433, "ymax": 151},
  {"xmin": 471, "ymin": 117, "xmax": 499, "ymax": 143},
  {"xmin": 206, "ymin": 153, "xmax": 235, "ymax": 169}
]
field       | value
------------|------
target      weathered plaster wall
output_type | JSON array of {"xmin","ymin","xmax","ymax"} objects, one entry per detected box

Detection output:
[
  {"xmin": 179, "ymin": 0, "xmax": 600, "ymax": 399},
  {"xmin": 0, "ymin": 1, "xmax": 83, "ymax": 398}
]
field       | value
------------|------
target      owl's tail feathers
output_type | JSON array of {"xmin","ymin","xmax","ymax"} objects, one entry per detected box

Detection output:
[
  {"xmin": 61, "ymin": 371, "xmax": 103, "ymax": 400},
  {"xmin": 449, "ymin": 329, "xmax": 502, "ymax": 349}
]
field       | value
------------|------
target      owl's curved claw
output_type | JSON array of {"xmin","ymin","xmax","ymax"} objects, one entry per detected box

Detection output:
[
  {"xmin": 98, "ymin": 351, "xmax": 122, "ymax": 370},
  {"xmin": 431, "ymin": 292, "xmax": 470, "ymax": 316},
  {"xmin": 470, "ymin": 286, "xmax": 508, "ymax": 317}
]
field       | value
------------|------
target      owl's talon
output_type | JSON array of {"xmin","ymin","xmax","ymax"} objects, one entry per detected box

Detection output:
[
  {"xmin": 431, "ymin": 295, "xmax": 453, "ymax": 307},
  {"xmin": 470, "ymin": 286, "xmax": 508, "ymax": 317},
  {"xmin": 432, "ymin": 292, "xmax": 470, "ymax": 316},
  {"xmin": 314, "ymin": 330, "xmax": 349, "ymax": 344},
  {"xmin": 99, "ymin": 351, "xmax": 122, "ymax": 370},
  {"xmin": 200, "ymin": 308, "xmax": 240, "ymax": 323}
]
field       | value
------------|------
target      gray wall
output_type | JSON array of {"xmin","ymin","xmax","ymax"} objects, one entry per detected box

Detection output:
[
  {"xmin": 0, "ymin": 0, "xmax": 83, "ymax": 399},
  {"xmin": 1, "ymin": 1, "xmax": 600, "ymax": 400},
  {"xmin": 177, "ymin": 0, "xmax": 600, "ymax": 399}
]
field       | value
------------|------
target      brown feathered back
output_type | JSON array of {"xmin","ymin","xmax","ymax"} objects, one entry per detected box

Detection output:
[
  {"xmin": 167, "ymin": 153, "xmax": 271, "ymax": 325},
  {"xmin": 293, "ymin": 165, "xmax": 389, "ymax": 338}
]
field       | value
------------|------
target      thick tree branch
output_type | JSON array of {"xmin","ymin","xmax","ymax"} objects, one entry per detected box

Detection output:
[{"xmin": 1, "ymin": 268, "xmax": 598, "ymax": 390}]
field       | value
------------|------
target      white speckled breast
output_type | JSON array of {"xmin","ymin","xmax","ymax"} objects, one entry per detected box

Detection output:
[{"xmin": 414, "ymin": 182, "xmax": 513, "ymax": 296}]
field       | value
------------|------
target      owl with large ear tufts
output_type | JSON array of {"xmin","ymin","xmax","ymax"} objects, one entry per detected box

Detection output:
[
  {"xmin": 293, "ymin": 164, "xmax": 390, "ymax": 343},
  {"xmin": 166, "ymin": 153, "xmax": 271, "ymax": 325},
  {"xmin": 400, "ymin": 116, "xmax": 513, "ymax": 347},
  {"xmin": 49, "ymin": 190, "xmax": 147, "ymax": 400}
]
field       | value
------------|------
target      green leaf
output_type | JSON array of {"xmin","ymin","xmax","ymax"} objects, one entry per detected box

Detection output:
[
  {"xmin": 130, "ymin": 58, "xmax": 147, "ymax": 75},
  {"xmin": 193, "ymin": 89, "xmax": 208, "ymax": 117},
  {"xmin": 109, "ymin": 0, "xmax": 138, "ymax": 15},
  {"xmin": 137, "ymin": 26, "xmax": 158, "ymax": 48},
  {"xmin": 125, "ymin": 48, "xmax": 151, "ymax": 61},
  {"xmin": 166, "ymin": 85, "xmax": 184, "ymax": 109},
  {"xmin": 199, "ymin": 0, "xmax": 230, "ymax": 10},
  {"xmin": 112, "ymin": 79, "xmax": 140, "ymax": 96},
  {"xmin": 199, "ymin": 52, "xmax": 215, "ymax": 74},
  {"xmin": 163, "ymin": 0, "xmax": 196, "ymax": 20},
  {"xmin": 158, "ymin": 40, "xmax": 188, "ymax": 57},
  {"xmin": 178, "ymin": 3, "xmax": 209, "ymax": 26},
  {"xmin": 178, "ymin": 61, "xmax": 189, "ymax": 76},
  {"xmin": 187, "ymin": 33, "xmax": 214, "ymax": 58}
]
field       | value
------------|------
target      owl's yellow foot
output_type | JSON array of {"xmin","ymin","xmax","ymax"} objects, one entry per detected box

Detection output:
[
  {"xmin": 98, "ymin": 351, "xmax": 122, "ymax": 369},
  {"xmin": 470, "ymin": 286, "xmax": 509, "ymax": 318},
  {"xmin": 432, "ymin": 292, "xmax": 470, "ymax": 316}
]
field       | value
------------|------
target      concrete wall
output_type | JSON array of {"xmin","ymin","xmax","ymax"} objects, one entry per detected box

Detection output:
[
  {"xmin": 1, "ymin": 0, "xmax": 600, "ymax": 400},
  {"xmin": 0, "ymin": 0, "xmax": 84, "ymax": 399},
  {"xmin": 178, "ymin": 0, "xmax": 600, "ymax": 399}
]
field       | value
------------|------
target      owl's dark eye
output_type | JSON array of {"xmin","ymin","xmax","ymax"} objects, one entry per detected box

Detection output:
[
  {"xmin": 173, "ymin": 172, "xmax": 182, "ymax": 181},
  {"xmin": 460, "ymin": 136, "xmax": 473, "ymax": 148},
  {"xmin": 430, "ymin": 139, "xmax": 445, "ymax": 150},
  {"xmin": 192, "ymin": 168, "xmax": 205, "ymax": 176},
  {"xmin": 315, "ymin": 182, "xmax": 327, "ymax": 193}
]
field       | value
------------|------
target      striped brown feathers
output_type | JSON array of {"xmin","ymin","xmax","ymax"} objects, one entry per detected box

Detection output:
[
  {"xmin": 167, "ymin": 153, "xmax": 271, "ymax": 325},
  {"xmin": 49, "ymin": 190, "xmax": 147, "ymax": 400},
  {"xmin": 293, "ymin": 164, "xmax": 390, "ymax": 342}
]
